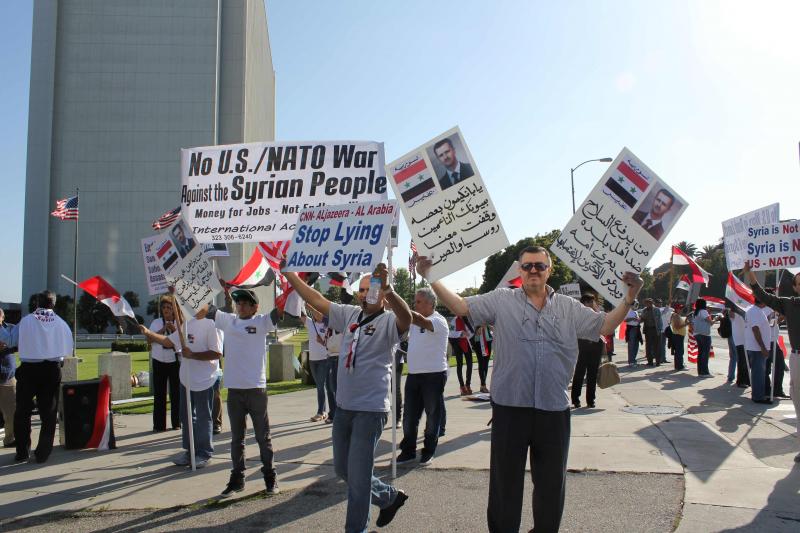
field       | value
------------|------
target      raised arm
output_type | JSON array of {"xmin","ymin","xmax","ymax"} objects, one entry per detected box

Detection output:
[
  {"xmin": 416, "ymin": 256, "xmax": 469, "ymax": 316},
  {"xmin": 743, "ymin": 263, "xmax": 784, "ymax": 313},
  {"xmin": 283, "ymin": 271, "xmax": 332, "ymax": 316},
  {"xmin": 600, "ymin": 272, "xmax": 643, "ymax": 336},
  {"xmin": 374, "ymin": 263, "xmax": 411, "ymax": 334}
]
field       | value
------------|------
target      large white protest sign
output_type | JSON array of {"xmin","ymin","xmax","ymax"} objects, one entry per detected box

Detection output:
[
  {"xmin": 744, "ymin": 220, "xmax": 800, "ymax": 271},
  {"xmin": 551, "ymin": 147, "xmax": 687, "ymax": 305},
  {"xmin": 181, "ymin": 141, "xmax": 388, "ymax": 243},
  {"xmin": 283, "ymin": 200, "xmax": 397, "ymax": 273},
  {"xmin": 721, "ymin": 203, "xmax": 780, "ymax": 271},
  {"xmin": 386, "ymin": 127, "xmax": 509, "ymax": 283},
  {"xmin": 140, "ymin": 235, "xmax": 169, "ymax": 296},
  {"xmin": 155, "ymin": 218, "xmax": 222, "ymax": 313}
]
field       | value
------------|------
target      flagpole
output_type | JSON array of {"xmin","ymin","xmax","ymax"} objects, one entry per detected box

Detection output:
[
  {"xmin": 172, "ymin": 298, "xmax": 196, "ymax": 471},
  {"xmin": 769, "ymin": 268, "xmax": 780, "ymax": 402},
  {"xmin": 72, "ymin": 188, "xmax": 79, "ymax": 357},
  {"xmin": 668, "ymin": 246, "xmax": 675, "ymax": 305},
  {"xmin": 387, "ymin": 243, "xmax": 397, "ymax": 480}
]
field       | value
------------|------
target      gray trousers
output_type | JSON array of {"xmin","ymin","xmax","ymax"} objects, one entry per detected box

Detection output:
[{"xmin": 227, "ymin": 388, "xmax": 275, "ymax": 479}]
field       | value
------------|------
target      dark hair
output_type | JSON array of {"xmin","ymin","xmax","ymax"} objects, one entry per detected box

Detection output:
[
  {"xmin": 37, "ymin": 290, "xmax": 57, "ymax": 309},
  {"xmin": 694, "ymin": 298, "xmax": 706, "ymax": 317},
  {"xmin": 580, "ymin": 293, "xmax": 596, "ymax": 305},
  {"xmin": 656, "ymin": 188, "xmax": 676, "ymax": 206},
  {"xmin": 517, "ymin": 245, "xmax": 551, "ymax": 262},
  {"xmin": 433, "ymin": 138, "xmax": 454, "ymax": 153}
]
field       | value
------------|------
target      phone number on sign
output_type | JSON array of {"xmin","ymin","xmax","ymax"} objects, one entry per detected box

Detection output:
[{"xmin": 211, "ymin": 234, "xmax": 253, "ymax": 242}]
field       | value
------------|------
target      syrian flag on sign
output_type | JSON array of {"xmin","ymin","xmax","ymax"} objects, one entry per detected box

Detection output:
[
  {"xmin": 672, "ymin": 246, "xmax": 711, "ymax": 286},
  {"xmin": 675, "ymin": 274, "xmax": 691, "ymax": 292},
  {"xmin": 227, "ymin": 248, "xmax": 276, "ymax": 288},
  {"xmin": 726, "ymin": 273, "xmax": 754, "ymax": 315},
  {"xmin": 496, "ymin": 261, "xmax": 523, "ymax": 289},
  {"xmin": 602, "ymin": 160, "xmax": 651, "ymax": 212},
  {"xmin": 78, "ymin": 276, "xmax": 136, "ymax": 319}
]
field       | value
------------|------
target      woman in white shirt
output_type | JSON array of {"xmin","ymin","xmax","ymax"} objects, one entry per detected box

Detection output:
[{"xmin": 147, "ymin": 295, "xmax": 181, "ymax": 432}]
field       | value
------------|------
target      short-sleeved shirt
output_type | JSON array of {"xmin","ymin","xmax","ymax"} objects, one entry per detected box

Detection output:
[
  {"xmin": 692, "ymin": 310, "xmax": 712, "ymax": 336},
  {"xmin": 731, "ymin": 310, "xmax": 747, "ymax": 346},
  {"xmin": 306, "ymin": 318, "xmax": 329, "ymax": 361},
  {"xmin": 407, "ymin": 311, "xmax": 449, "ymax": 374},
  {"xmin": 624, "ymin": 310, "xmax": 640, "ymax": 326},
  {"xmin": 213, "ymin": 311, "xmax": 275, "ymax": 389},
  {"xmin": 745, "ymin": 306, "xmax": 770, "ymax": 352},
  {"xmin": 466, "ymin": 287, "xmax": 605, "ymax": 410},
  {"xmin": 328, "ymin": 303, "xmax": 400, "ymax": 412},
  {"xmin": 149, "ymin": 318, "xmax": 177, "ymax": 363},
  {"xmin": 763, "ymin": 307, "xmax": 780, "ymax": 342},
  {"xmin": 327, "ymin": 330, "xmax": 343, "ymax": 357},
  {"xmin": 169, "ymin": 318, "xmax": 222, "ymax": 391}
]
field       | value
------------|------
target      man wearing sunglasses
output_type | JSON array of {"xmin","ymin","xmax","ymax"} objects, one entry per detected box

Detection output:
[
  {"xmin": 744, "ymin": 263, "xmax": 800, "ymax": 462},
  {"xmin": 417, "ymin": 246, "xmax": 642, "ymax": 532}
]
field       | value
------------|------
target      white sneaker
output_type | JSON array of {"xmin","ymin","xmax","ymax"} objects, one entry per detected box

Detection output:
[
  {"xmin": 172, "ymin": 453, "xmax": 191, "ymax": 466},
  {"xmin": 194, "ymin": 457, "xmax": 211, "ymax": 469}
]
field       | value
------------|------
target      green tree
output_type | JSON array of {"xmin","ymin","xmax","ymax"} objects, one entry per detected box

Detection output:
[
  {"xmin": 324, "ymin": 286, "xmax": 342, "ymax": 303},
  {"xmin": 458, "ymin": 287, "xmax": 480, "ymax": 297},
  {"xmin": 675, "ymin": 241, "xmax": 698, "ymax": 258},
  {"xmin": 77, "ymin": 292, "xmax": 114, "ymax": 333},
  {"xmin": 479, "ymin": 231, "xmax": 572, "ymax": 293},
  {"xmin": 393, "ymin": 267, "xmax": 415, "ymax": 307},
  {"xmin": 146, "ymin": 297, "xmax": 161, "ymax": 319},
  {"xmin": 123, "ymin": 291, "xmax": 140, "ymax": 308}
]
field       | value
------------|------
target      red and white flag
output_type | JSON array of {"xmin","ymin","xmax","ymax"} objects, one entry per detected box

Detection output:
[
  {"xmin": 258, "ymin": 241, "xmax": 291, "ymax": 270},
  {"xmin": 672, "ymin": 246, "xmax": 711, "ymax": 285},
  {"xmin": 78, "ymin": 276, "xmax": 135, "ymax": 319},
  {"xmin": 675, "ymin": 274, "xmax": 691, "ymax": 292},
  {"xmin": 726, "ymin": 273, "xmax": 754, "ymax": 314},
  {"xmin": 227, "ymin": 248, "xmax": 275, "ymax": 288},
  {"xmin": 496, "ymin": 261, "xmax": 523, "ymax": 289},
  {"xmin": 703, "ymin": 296, "xmax": 725, "ymax": 313},
  {"xmin": 151, "ymin": 206, "xmax": 180, "ymax": 230},
  {"xmin": 85, "ymin": 375, "xmax": 116, "ymax": 450}
]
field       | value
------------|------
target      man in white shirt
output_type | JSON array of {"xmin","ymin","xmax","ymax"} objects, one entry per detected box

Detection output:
[
  {"xmin": 624, "ymin": 304, "xmax": 642, "ymax": 366},
  {"xmin": 745, "ymin": 300, "xmax": 771, "ymax": 404},
  {"xmin": 730, "ymin": 305, "xmax": 751, "ymax": 388},
  {"xmin": 141, "ymin": 315, "xmax": 222, "ymax": 468},
  {"xmin": 14, "ymin": 291, "xmax": 73, "ymax": 463},
  {"xmin": 307, "ymin": 308, "xmax": 331, "ymax": 422},
  {"xmin": 396, "ymin": 288, "xmax": 449, "ymax": 466}
]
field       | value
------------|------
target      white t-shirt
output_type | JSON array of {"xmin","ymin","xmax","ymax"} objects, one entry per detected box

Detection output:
[
  {"xmin": 213, "ymin": 310, "xmax": 275, "ymax": 389},
  {"xmin": 624, "ymin": 310, "xmax": 640, "ymax": 326},
  {"xmin": 327, "ymin": 330, "xmax": 343, "ymax": 357},
  {"xmin": 17, "ymin": 309, "xmax": 73, "ymax": 362},
  {"xmin": 149, "ymin": 318, "xmax": 177, "ymax": 363},
  {"xmin": 744, "ymin": 305, "xmax": 770, "ymax": 352},
  {"xmin": 659, "ymin": 307, "xmax": 673, "ymax": 330},
  {"xmin": 306, "ymin": 318, "xmax": 329, "ymax": 361},
  {"xmin": 407, "ymin": 311, "xmax": 449, "ymax": 374},
  {"xmin": 168, "ymin": 318, "xmax": 222, "ymax": 391},
  {"xmin": 763, "ymin": 307, "xmax": 780, "ymax": 342},
  {"xmin": 731, "ymin": 310, "xmax": 747, "ymax": 347}
]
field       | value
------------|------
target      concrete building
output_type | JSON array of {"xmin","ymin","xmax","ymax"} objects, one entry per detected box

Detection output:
[{"xmin": 22, "ymin": 0, "xmax": 275, "ymax": 321}]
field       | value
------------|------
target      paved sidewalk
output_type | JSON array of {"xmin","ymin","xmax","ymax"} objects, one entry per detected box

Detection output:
[{"xmin": 1, "ymin": 337, "xmax": 798, "ymax": 531}]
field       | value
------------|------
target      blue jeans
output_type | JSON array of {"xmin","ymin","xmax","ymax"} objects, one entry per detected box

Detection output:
[
  {"xmin": 726, "ymin": 337, "xmax": 737, "ymax": 382},
  {"xmin": 400, "ymin": 371, "xmax": 447, "ymax": 456},
  {"xmin": 179, "ymin": 384, "xmax": 214, "ymax": 460},
  {"xmin": 673, "ymin": 335, "xmax": 685, "ymax": 369},
  {"xmin": 333, "ymin": 408, "xmax": 398, "ymax": 533},
  {"xmin": 310, "ymin": 359, "xmax": 329, "ymax": 415},
  {"xmin": 748, "ymin": 350, "xmax": 767, "ymax": 401},
  {"xmin": 327, "ymin": 356, "xmax": 338, "ymax": 419},
  {"xmin": 696, "ymin": 335, "xmax": 712, "ymax": 375}
]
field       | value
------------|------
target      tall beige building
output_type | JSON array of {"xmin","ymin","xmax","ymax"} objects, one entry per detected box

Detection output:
[{"xmin": 23, "ymin": 0, "xmax": 275, "ymax": 318}]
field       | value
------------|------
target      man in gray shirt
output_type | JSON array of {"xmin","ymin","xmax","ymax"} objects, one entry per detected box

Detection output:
[
  {"xmin": 418, "ymin": 246, "xmax": 642, "ymax": 532},
  {"xmin": 284, "ymin": 264, "xmax": 412, "ymax": 532}
]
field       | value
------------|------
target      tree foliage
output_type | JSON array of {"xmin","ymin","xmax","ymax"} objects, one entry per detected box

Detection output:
[
  {"xmin": 77, "ymin": 291, "xmax": 115, "ymax": 333},
  {"xmin": 675, "ymin": 241, "xmax": 698, "ymax": 258},
  {"xmin": 479, "ymin": 231, "xmax": 573, "ymax": 293}
]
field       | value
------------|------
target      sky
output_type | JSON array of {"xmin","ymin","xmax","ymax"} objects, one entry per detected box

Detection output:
[{"xmin": 2, "ymin": 0, "xmax": 799, "ymax": 303}]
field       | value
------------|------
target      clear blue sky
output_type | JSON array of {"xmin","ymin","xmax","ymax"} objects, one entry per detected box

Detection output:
[{"xmin": 2, "ymin": 1, "xmax": 799, "ymax": 303}]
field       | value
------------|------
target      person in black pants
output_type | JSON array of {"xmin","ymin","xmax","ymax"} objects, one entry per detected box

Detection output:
[
  {"xmin": 148, "ymin": 295, "xmax": 181, "ymax": 432},
  {"xmin": 448, "ymin": 318, "xmax": 473, "ymax": 395},
  {"xmin": 394, "ymin": 341, "xmax": 407, "ymax": 427},
  {"xmin": 571, "ymin": 295, "xmax": 604, "ymax": 408},
  {"xmin": 472, "ymin": 325, "xmax": 492, "ymax": 393}
]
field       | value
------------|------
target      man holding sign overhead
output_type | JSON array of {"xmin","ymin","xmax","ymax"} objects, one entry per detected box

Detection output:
[{"xmin": 418, "ymin": 246, "xmax": 642, "ymax": 532}]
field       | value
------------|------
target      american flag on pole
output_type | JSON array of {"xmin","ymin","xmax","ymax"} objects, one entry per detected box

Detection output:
[
  {"xmin": 152, "ymin": 206, "xmax": 181, "ymax": 230},
  {"xmin": 258, "ymin": 241, "xmax": 291, "ymax": 270},
  {"xmin": 51, "ymin": 196, "xmax": 79, "ymax": 220}
]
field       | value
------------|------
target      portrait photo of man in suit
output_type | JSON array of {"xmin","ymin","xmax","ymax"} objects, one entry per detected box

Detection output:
[
  {"xmin": 632, "ymin": 188, "xmax": 676, "ymax": 241},
  {"xmin": 432, "ymin": 137, "xmax": 474, "ymax": 190},
  {"xmin": 171, "ymin": 222, "xmax": 196, "ymax": 258}
]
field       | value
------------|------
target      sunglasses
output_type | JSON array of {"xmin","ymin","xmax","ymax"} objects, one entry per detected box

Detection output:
[{"xmin": 520, "ymin": 262, "xmax": 550, "ymax": 272}]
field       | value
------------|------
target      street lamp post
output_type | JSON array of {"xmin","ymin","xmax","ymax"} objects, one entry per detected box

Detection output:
[{"xmin": 570, "ymin": 157, "xmax": 613, "ymax": 214}]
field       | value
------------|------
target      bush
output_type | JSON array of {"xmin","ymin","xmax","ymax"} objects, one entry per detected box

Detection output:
[{"xmin": 111, "ymin": 341, "xmax": 149, "ymax": 353}]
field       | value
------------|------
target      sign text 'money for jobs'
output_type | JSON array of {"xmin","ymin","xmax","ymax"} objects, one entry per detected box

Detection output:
[{"xmin": 181, "ymin": 141, "xmax": 388, "ymax": 243}]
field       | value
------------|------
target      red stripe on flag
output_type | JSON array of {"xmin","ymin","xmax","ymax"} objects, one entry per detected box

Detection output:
[
  {"xmin": 156, "ymin": 240, "xmax": 173, "ymax": 259},
  {"xmin": 393, "ymin": 159, "xmax": 427, "ymax": 184},
  {"xmin": 617, "ymin": 161, "xmax": 649, "ymax": 192}
]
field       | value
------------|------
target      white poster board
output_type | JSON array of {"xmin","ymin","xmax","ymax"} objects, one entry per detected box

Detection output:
[
  {"xmin": 721, "ymin": 203, "xmax": 780, "ymax": 270},
  {"xmin": 155, "ymin": 218, "xmax": 222, "ymax": 313},
  {"xmin": 141, "ymin": 235, "xmax": 169, "ymax": 296},
  {"xmin": 744, "ymin": 220, "xmax": 800, "ymax": 271},
  {"xmin": 386, "ymin": 127, "xmax": 509, "ymax": 282},
  {"xmin": 180, "ymin": 141, "xmax": 388, "ymax": 243},
  {"xmin": 551, "ymin": 147, "xmax": 688, "ymax": 305},
  {"xmin": 202, "ymin": 243, "xmax": 229, "ymax": 257},
  {"xmin": 283, "ymin": 200, "xmax": 397, "ymax": 273},
  {"xmin": 558, "ymin": 283, "xmax": 581, "ymax": 299}
]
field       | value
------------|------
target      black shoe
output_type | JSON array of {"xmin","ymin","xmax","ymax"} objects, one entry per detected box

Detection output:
[
  {"xmin": 419, "ymin": 452, "xmax": 434, "ymax": 466},
  {"xmin": 34, "ymin": 451, "xmax": 49, "ymax": 464},
  {"xmin": 213, "ymin": 426, "xmax": 222, "ymax": 435},
  {"xmin": 572, "ymin": 401, "xmax": 581, "ymax": 409},
  {"xmin": 587, "ymin": 402, "xmax": 596, "ymax": 408},
  {"xmin": 3, "ymin": 441, "xmax": 16, "ymax": 448},
  {"xmin": 14, "ymin": 450, "xmax": 29, "ymax": 463},
  {"xmin": 438, "ymin": 428, "xmax": 446, "ymax": 437},
  {"xmin": 220, "ymin": 475, "xmax": 245, "ymax": 498},
  {"xmin": 265, "ymin": 476, "xmax": 279, "ymax": 495},
  {"xmin": 396, "ymin": 451, "xmax": 416, "ymax": 464},
  {"xmin": 753, "ymin": 399, "xmax": 773, "ymax": 405},
  {"xmin": 376, "ymin": 490, "xmax": 408, "ymax": 527}
]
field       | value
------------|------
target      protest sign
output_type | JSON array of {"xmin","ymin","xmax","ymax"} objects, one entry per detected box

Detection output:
[
  {"xmin": 386, "ymin": 127, "xmax": 509, "ymax": 283},
  {"xmin": 721, "ymin": 203, "xmax": 780, "ymax": 270},
  {"xmin": 181, "ymin": 141, "xmax": 388, "ymax": 243},
  {"xmin": 744, "ymin": 220, "xmax": 800, "ymax": 271},
  {"xmin": 558, "ymin": 283, "xmax": 581, "ymax": 299},
  {"xmin": 551, "ymin": 147, "xmax": 687, "ymax": 305},
  {"xmin": 156, "ymin": 218, "xmax": 222, "ymax": 313},
  {"xmin": 202, "ymin": 243, "xmax": 229, "ymax": 257},
  {"xmin": 283, "ymin": 200, "xmax": 397, "ymax": 273},
  {"xmin": 141, "ymin": 235, "xmax": 169, "ymax": 296}
]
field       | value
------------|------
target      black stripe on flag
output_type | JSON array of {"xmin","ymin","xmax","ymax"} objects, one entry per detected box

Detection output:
[
  {"xmin": 604, "ymin": 178, "xmax": 637, "ymax": 209},
  {"xmin": 401, "ymin": 178, "xmax": 435, "ymax": 203},
  {"xmin": 162, "ymin": 252, "xmax": 179, "ymax": 271}
]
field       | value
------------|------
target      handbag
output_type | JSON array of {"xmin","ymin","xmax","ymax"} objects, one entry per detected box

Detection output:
[{"xmin": 597, "ymin": 355, "xmax": 620, "ymax": 389}]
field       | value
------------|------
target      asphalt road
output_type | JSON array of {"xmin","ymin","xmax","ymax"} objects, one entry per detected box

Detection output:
[{"xmin": 1, "ymin": 468, "xmax": 683, "ymax": 533}]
